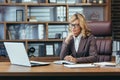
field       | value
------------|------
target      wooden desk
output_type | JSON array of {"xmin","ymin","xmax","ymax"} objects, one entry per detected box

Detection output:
[{"xmin": 0, "ymin": 62, "xmax": 120, "ymax": 77}]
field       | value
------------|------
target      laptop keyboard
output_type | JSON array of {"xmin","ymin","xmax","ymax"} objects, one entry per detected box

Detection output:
[
  {"xmin": 30, "ymin": 61, "xmax": 50, "ymax": 67},
  {"xmin": 30, "ymin": 62, "xmax": 40, "ymax": 65}
]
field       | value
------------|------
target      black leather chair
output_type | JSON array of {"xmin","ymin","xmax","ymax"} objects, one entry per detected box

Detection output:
[{"xmin": 88, "ymin": 21, "xmax": 112, "ymax": 62}]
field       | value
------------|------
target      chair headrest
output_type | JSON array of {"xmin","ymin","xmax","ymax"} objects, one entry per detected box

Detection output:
[{"xmin": 87, "ymin": 21, "xmax": 111, "ymax": 37}]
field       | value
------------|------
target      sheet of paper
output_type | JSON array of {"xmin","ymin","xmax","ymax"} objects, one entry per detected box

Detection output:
[
  {"xmin": 64, "ymin": 63, "xmax": 97, "ymax": 68},
  {"xmin": 93, "ymin": 62, "xmax": 116, "ymax": 66}
]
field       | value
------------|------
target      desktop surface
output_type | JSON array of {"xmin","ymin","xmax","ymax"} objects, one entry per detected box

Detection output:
[{"xmin": 0, "ymin": 62, "xmax": 120, "ymax": 77}]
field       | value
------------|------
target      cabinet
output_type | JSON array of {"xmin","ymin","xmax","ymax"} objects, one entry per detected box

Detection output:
[
  {"xmin": 0, "ymin": 0, "xmax": 111, "ymax": 61},
  {"xmin": 111, "ymin": 0, "xmax": 120, "ymax": 56},
  {"xmin": 112, "ymin": 0, "xmax": 120, "ymax": 40}
]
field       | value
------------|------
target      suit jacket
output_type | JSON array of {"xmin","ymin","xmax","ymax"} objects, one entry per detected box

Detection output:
[{"xmin": 60, "ymin": 34, "xmax": 98, "ymax": 63}]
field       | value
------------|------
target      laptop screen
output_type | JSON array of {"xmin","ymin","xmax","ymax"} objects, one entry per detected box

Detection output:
[{"xmin": 4, "ymin": 42, "xmax": 31, "ymax": 66}]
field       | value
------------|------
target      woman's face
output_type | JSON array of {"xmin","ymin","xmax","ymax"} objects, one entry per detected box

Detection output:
[{"xmin": 69, "ymin": 20, "xmax": 81, "ymax": 37}]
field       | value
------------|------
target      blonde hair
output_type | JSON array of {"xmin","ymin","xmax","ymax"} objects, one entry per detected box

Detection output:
[{"xmin": 69, "ymin": 13, "xmax": 91, "ymax": 38}]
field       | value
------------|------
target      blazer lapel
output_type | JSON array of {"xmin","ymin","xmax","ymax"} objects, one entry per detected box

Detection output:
[
  {"xmin": 78, "ymin": 37, "xmax": 87, "ymax": 53},
  {"xmin": 71, "ymin": 38, "xmax": 76, "ymax": 53}
]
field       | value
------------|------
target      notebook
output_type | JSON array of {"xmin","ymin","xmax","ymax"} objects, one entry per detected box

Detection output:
[
  {"xmin": 53, "ymin": 60, "xmax": 75, "ymax": 65},
  {"xmin": 64, "ymin": 63, "xmax": 97, "ymax": 68},
  {"xmin": 4, "ymin": 42, "xmax": 50, "ymax": 67}
]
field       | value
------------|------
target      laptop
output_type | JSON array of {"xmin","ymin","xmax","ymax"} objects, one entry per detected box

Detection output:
[{"xmin": 4, "ymin": 42, "xmax": 50, "ymax": 67}]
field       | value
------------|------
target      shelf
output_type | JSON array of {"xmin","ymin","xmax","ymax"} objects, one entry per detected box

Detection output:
[
  {"xmin": 68, "ymin": 3, "xmax": 107, "ymax": 6},
  {"xmin": 5, "ymin": 22, "xmax": 46, "ymax": 24},
  {"xmin": 0, "ymin": 3, "xmax": 107, "ymax": 7},
  {"xmin": 0, "ymin": 0, "xmax": 111, "ymax": 60}
]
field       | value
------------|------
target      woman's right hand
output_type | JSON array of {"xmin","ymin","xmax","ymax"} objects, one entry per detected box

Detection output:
[{"xmin": 65, "ymin": 33, "xmax": 73, "ymax": 44}]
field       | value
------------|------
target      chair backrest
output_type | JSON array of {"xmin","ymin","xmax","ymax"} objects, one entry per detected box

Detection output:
[{"xmin": 87, "ymin": 21, "xmax": 112, "ymax": 62}]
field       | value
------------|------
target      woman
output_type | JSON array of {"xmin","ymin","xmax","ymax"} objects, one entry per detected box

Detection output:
[{"xmin": 60, "ymin": 13, "xmax": 97, "ymax": 63}]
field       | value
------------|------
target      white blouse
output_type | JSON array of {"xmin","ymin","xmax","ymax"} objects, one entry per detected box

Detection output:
[{"xmin": 73, "ymin": 34, "xmax": 82, "ymax": 52}]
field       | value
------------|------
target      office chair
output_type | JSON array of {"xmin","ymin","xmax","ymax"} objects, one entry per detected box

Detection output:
[{"xmin": 88, "ymin": 21, "xmax": 112, "ymax": 62}]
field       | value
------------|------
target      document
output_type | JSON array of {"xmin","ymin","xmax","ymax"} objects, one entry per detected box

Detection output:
[
  {"xmin": 64, "ymin": 63, "xmax": 97, "ymax": 68},
  {"xmin": 93, "ymin": 62, "xmax": 116, "ymax": 67},
  {"xmin": 53, "ymin": 60, "xmax": 75, "ymax": 65}
]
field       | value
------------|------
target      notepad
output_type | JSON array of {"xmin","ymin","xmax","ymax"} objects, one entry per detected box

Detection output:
[{"xmin": 64, "ymin": 63, "xmax": 97, "ymax": 68}]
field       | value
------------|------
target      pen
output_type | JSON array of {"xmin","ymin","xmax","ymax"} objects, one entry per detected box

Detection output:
[{"xmin": 104, "ymin": 65, "xmax": 116, "ymax": 67}]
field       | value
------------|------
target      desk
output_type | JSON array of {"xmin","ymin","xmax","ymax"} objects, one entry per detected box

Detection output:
[{"xmin": 0, "ymin": 62, "xmax": 120, "ymax": 80}]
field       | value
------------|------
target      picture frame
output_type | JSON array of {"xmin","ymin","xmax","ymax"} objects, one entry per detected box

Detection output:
[
  {"xmin": 16, "ymin": 9, "xmax": 23, "ymax": 21},
  {"xmin": 62, "ymin": 31, "xmax": 68, "ymax": 39},
  {"xmin": 90, "ymin": 11, "xmax": 99, "ymax": 21},
  {"xmin": 45, "ymin": 44, "xmax": 54, "ymax": 56}
]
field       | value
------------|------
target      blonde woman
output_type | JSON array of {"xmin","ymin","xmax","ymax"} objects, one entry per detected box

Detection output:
[{"xmin": 60, "ymin": 13, "xmax": 97, "ymax": 63}]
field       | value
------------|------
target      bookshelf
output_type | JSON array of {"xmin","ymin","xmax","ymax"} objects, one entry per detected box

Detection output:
[
  {"xmin": 112, "ymin": 0, "xmax": 120, "ymax": 40},
  {"xmin": 0, "ymin": 0, "xmax": 111, "ymax": 61},
  {"xmin": 111, "ymin": 0, "xmax": 120, "ymax": 56}
]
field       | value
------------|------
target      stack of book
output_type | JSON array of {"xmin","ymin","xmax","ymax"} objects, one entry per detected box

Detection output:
[
  {"xmin": 29, "ymin": 25, "xmax": 39, "ymax": 39},
  {"xmin": 49, "ymin": 0, "xmax": 76, "ymax": 4},
  {"xmin": 28, "ymin": 7, "xmax": 54, "ymax": 22},
  {"xmin": 69, "ymin": 7, "xmax": 84, "ymax": 19},
  {"xmin": 48, "ymin": 25, "xmax": 68, "ymax": 39},
  {"xmin": 56, "ymin": 6, "xmax": 66, "ymax": 21},
  {"xmin": 22, "ymin": 0, "xmax": 37, "ymax": 3},
  {"xmin": 38, "ymin": 24, "xmax": 44, "ymax": 39}
]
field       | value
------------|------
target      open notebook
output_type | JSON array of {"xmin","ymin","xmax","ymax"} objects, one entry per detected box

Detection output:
[
  {"xmin": 4, "ymin": 42, "xmax": 50, "ymax": 67},
  {"xmin": 53, "ymin": 60, "xmax": 75, "ymax": 65},
  {"xmin": 53, "ymin": 60, "xmax": 97, "ymax": 68}
]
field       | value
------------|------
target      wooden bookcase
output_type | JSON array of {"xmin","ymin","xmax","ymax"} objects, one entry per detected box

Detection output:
[
  {"xmin": 0, "ymin": 0, "xmax": 111, "ymax": 61},
  {"xmin": 112, "ymin": 0, "xmax": 120, "ymax": 40}
]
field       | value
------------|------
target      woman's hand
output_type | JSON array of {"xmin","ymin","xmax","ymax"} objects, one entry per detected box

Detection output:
[
  {"xmin": 64, "ymin": 55, "xmax": 77, "ymax": 63},
  {"xmin": 65, "ymin": 33, "xmax": 73, "ymax": 44}
]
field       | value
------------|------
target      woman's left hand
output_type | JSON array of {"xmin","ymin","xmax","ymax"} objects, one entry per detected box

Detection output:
[
  {"xmin": 64, "ymin": 55, "xmax": 77, "ymax": 63},
  {"xmin": 70, "ymin": 56, "xmax": 77, "ymax": 63}
]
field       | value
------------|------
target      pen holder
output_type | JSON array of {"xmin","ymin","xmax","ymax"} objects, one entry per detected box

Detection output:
[{"xmin": 116, "ymin": 51, "xmax": 120, "ymax": 66}]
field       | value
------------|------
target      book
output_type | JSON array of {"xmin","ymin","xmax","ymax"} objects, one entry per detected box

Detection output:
[
  {"xmin": 0, "ymin": 44, "xmax": 8, "ymax": 57},
  {"xmin": 54, "ymin": 43, "xmax": 62, "ymax": 56},
  {"xmin": 49, "ymin": 0, "xmax": 56, "ymax": 3},
  {"xmin": 56, "ymin": 0, "xmax": 65, "ymax": 4},
  {"xmin": 39, "ymin": 44, "xmax": 45, "ymax": 57},
  {"xmin": 38, "ymin": 24, "xmax": 44, "ymax": 39},
  {"xmin": 66, "ymin": 0, "xmax": 76, "ymax": 4},
  {"xmin": 56, "ymin": 6, "xmax": 66, "ymax": 21}
]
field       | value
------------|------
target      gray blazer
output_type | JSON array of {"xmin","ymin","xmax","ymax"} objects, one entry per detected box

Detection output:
[{"xmin": 60, "ymin": 34, "xmax": 98, "ymax": 63}]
